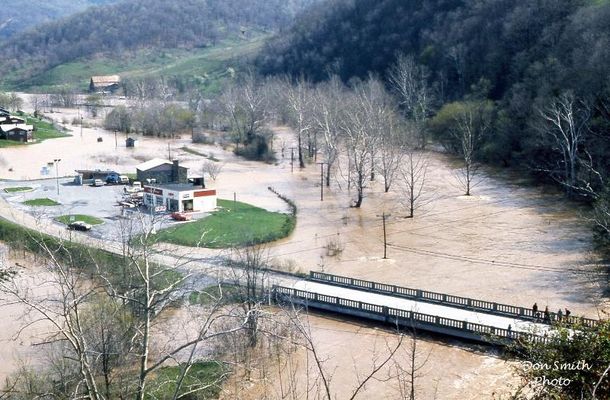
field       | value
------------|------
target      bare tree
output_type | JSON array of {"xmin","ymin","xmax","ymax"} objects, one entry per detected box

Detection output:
[
  {"xmin": 283, "ymin": 307, "xmax": 405, "ymax": 400},
  {"xmin": 388, "ymin": 54, "xmax": 433, "ymax": 148},
  {"xmin": 29, "ymin": 94, "xmax": 47, "ymax": 117},
  {"xmin": 341, "ymin": 90, "xmax": 373, "ymax": 208},
  {"xmin": 400, "ymin": 148, "xmax": 429, "ymax": 218},
  {"xmin": 537, "ymin": 92, "xmax": 598, "ymax": 198},
  {"xmin": 284, "ymin": 76, "xmax": 314, "ymax": 168},
  {"xmin": 227, "ymin": 244, "xmax": 269, "ymax": 349},
  {"xmin": 99, "ymin": 214, "xmax": 243, "ymax": 400},
  {"xmin": 390, "ymin": 330, "xmax": 431, "ymax": 400},
  {"xmin": 313, "ymin": 76, "xmax": 343, "ymax": 186},
  {"xmin": 202, "ymin": 160, "xmax": 223, "ymax": 182},
  {"xmin": 0, "ymin": 239, "xmax": 104, "ymax": 400},
  {"xmin": 341, "ymin": 77, "xmax": 393, "ymax": 206},
  {"xmin": 378, "ymin": 112, "xmax": 405, "ymax": 192},
  {"xmin": 219, "ymin": 73, "xmax": 268, "ymax": 151},
  {"xmin": 449, "ymin": 101, "xmax": 492, "ymax": 196}
]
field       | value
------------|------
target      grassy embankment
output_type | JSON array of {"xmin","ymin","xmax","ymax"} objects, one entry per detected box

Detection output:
[
  {"xmin": 4, "ymin": 187, "xmax": 33, "ymax": 193},
  {"xmin": 181, "ymin": 146, "xmax": 220, "ymax": 162},
  {"xmin": 146, "ymin": 361, "xmax": 227, "ymax": 399},
  {"xmin": 55, "ymin": 214, "xmax": 104, "ymax": 225},
  {"xmin": 155, "ymin": 199, "xmax": 296, "ymax": 248},
  {"xmin": 0, "ymin": 114, "xmax": 70, "ymax": 148},
  {"xmin": 2, "ymin": 35, "xmax": 267, "ymax": 94},
  {"xmin": 0, "ymin": 217, "xmax": 226, "ymax": 397}
]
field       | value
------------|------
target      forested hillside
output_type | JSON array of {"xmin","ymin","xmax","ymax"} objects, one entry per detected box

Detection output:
[
  {"xmin": 0, "ymin": 0, "xmax": 120, "ymax": 40},
  {"xmin": 257, "ymin": 0, "xmax": 610, "ymax": 248},
  {"xmin": 0, "ymin": 0, "xmax": 315, "ymax": 88},
  {"xmin": 258, "ymin": 0, "xmax": 610, "ymax": 178}
]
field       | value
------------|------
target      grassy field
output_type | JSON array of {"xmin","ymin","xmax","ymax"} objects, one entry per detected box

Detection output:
[
  {"xmin": 146, "ymin": 361, "xmax": 226, "ymax": 399},
  {"xmin": 3, "ymin": 35, "xmax": 268, "ymax": 94},
  {"xmin": 155, "ymin": 199, "xmax": 295, "ymax": 248},
  {"xmin": 55, "ymin": 214, "xmax": 104, "ymax": 225},
  {"xmin": 4, "ymin": 186, "xmax": 33, "ymax": 193},
  {"xmin": 30, "ymin": 115, "xmax": 71, "ymax": 141},
  {"xmin": 23, "ymin": 198, "xmax": 60, "ymax": 206}
]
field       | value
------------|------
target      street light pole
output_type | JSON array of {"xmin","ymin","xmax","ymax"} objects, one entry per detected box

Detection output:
[
  {"xmin": 114, "ymin": 129, "xmax": 118, "ymax": 148},
  {"xmin": 54, "ymin": 158, "xmax": 61, "ymax": 195}
]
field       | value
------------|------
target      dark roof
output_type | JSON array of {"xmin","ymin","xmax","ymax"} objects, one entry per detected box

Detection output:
[
  {"xmin": 147, "ymin": 183, "xmax": 199, "ymax": 192},
  {"xmin": 75, "ymin": 169, "xmax": 117, "ymax": 174}
]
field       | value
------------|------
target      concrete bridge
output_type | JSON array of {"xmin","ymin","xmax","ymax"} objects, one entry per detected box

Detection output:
[{"xmin": 274, "ymin": 272, "xmax": 600, "ymax": 345}]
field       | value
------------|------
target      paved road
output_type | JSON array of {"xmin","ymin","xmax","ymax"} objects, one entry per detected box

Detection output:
[{"xmin": 294, "ymin": 281, "xmax": 552, "ymax": 335}]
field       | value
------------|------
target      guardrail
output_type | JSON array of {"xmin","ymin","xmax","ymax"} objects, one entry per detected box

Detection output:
[
  {"xmin": 309, "ymin": 272, "xmax": 599, "ymax": 328},
  {"xmin": 273, "ymin": 286, "xmax": 547, "ymax": 345}
]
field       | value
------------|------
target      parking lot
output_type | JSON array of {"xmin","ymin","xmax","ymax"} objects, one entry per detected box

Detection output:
[{"xmin": 0, "ymin": 178, "xmax": 176, "ymax": 242}]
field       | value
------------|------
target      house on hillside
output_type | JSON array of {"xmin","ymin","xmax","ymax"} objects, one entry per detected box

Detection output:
[
  {"xmin": 89, "ymin": 75, "xmax": 121, "ymax": 93},
  {"xmin": 0, "ymin": 124, "xmax": 34, "ymax": 142},
  {"xmin": 0, "ymin": 107, "xmax": 9, "ymax": 117},
  {"xmin": 136, "ymin": 159, "xmax": 188, "ymax": 184}
]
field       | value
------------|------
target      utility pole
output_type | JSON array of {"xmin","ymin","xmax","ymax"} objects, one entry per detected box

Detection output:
[
  {"xmin": 377, "ymin": 212, "xmax": 391, "ymax": 259},
  {"xmin": 316, "ymin": 162, "xmax": 327, "ymax": 201},
  {"xmin": 54, "ymin": 158, "xmax": 61, "ymax": 196},
  {"xmin": 290, "ymin": 147, "xmax": 295, "ymax": 173},
  {"xmin": 114, "ymin": 129, "xmax": 118, "ymax": 148},
  {"xmin": 167, "ymin": 143, "xmax": 171, "ymax": 160}
]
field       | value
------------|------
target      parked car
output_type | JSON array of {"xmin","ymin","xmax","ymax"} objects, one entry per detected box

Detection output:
[
  {"xmin": 106, "ymin": 173, "xmax": 129, "ymax": 185},
  {"xmin": 93, "ymin": 179, "xmax": 105, "ymax": 187},
  {"xmin": 67, "ymin": 221, "xmax": 92, "ymax": 231},
  {"xmin": 171, "ymin": 212, "xmax": 192, "ymax": 221}
]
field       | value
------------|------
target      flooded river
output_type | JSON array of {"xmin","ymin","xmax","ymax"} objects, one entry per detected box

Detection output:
[{"xmin": 0, "ymin": 101, "xmax": 605, "ymax": 397}]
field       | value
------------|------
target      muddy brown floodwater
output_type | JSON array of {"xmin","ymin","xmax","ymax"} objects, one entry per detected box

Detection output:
[
  {"xmin": 0, "ymin": 250, "xmax": 57, "ymax": 383},
  {"xmin": 221, "ymin": 314, "xmax": 522, "ymax": 400},
  {"xmin": 0, "ymin": 100, "xmax": 606, "ymax": 398}
]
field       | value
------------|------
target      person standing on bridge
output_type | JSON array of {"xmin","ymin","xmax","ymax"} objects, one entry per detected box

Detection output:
[
  {"xmin": 532, "ymin": 302, "xmax": 538, "ymax": 313},
  {"xmin": 557, "ymin": 309, "xmax": 563, "ymax": 321},
  {"xmin": 544, "ymin": 306, "xmax": 550, "ymax": 322}
]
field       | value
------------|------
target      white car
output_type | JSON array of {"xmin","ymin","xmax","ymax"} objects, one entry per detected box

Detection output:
[{"xmin": 93, "ymin": 179, "xmax": 105, "ymax": 187}]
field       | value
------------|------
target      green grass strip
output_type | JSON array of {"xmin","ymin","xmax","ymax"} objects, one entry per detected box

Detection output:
[
  {"xmin": 4, "ymin": 186, "xmax": 33, "ymax": 193},
  {"xmin": 23, "ymin": 198, "xmax": 60, "ymax": 206},
  {"xmin": 55, "ymin": 214, "xmax": 104, "ymax": 225}
]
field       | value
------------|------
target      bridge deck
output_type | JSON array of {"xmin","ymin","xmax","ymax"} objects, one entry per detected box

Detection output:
[{"xmin": 292, "ymin": 280, "xmax": 552, "ymax": 336}]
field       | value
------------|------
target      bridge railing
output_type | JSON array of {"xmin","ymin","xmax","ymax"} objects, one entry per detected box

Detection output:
[
  {"xmin": 273, "ymin": 285, "xmax": 547, "ymax": 345},
  {"xmin": 309, "ymin": 271, "xmax": 599, "ymax": 328}
]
